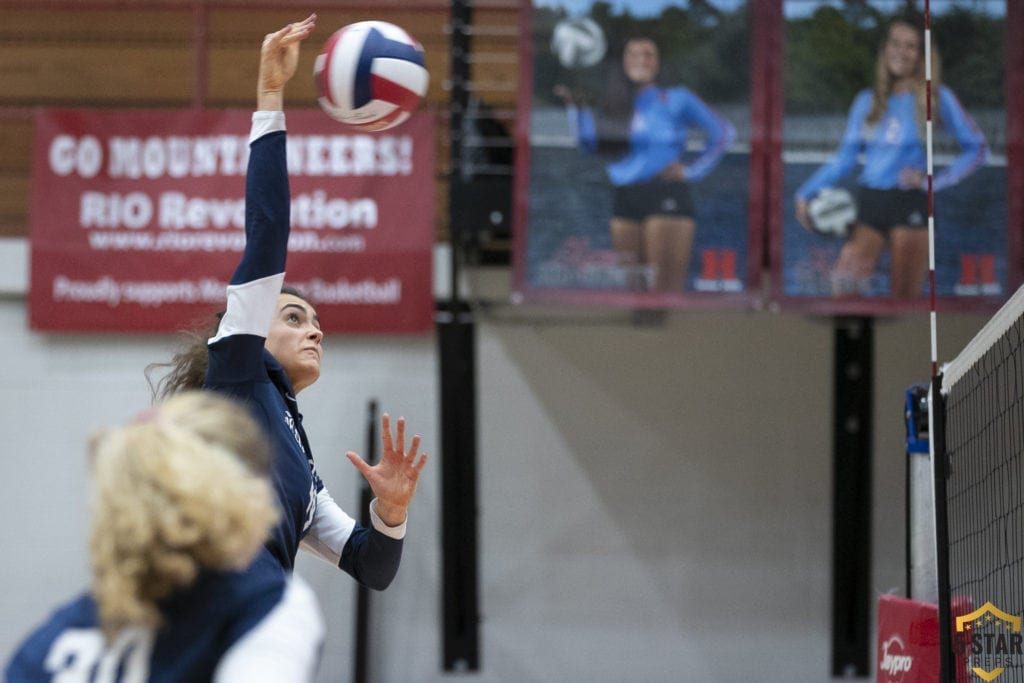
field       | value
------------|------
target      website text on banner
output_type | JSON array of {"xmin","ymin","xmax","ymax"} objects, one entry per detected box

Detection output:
[{"xmin": 29, "ymin": 109, "xmax": 435, "ymax": 333}]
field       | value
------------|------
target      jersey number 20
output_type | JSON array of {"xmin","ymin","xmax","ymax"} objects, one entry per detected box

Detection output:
[{"xmin": 45, "ymin": 627, "xmax": 153, "ymax": 683}]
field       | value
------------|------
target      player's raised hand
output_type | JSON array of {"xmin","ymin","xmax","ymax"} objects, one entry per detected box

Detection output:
[
  {"xmin": 258, "ymin": 14, "xmax": 317, "ymax": 108},
  {"xmin": 346, "ymin": 413, "xmax": 428, "ymax": 527}
]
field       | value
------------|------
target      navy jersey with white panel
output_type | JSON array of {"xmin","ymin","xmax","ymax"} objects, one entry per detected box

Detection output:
[
  {"xmin": 4, "ymin": 549, "xmax": 323, "ymax": 683},
  {"xmin": 205, "ymin": 111, "xmax": 404, "ymax": 586}
]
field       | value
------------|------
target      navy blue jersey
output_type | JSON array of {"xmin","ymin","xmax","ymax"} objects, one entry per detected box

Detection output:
[
  {"xmin": 205, "ymin": 112, "xmax": 404, "ymax": 587},
  {"xmin": 4, "ymin": 550, "xmax": 323, "ymax": 683}
]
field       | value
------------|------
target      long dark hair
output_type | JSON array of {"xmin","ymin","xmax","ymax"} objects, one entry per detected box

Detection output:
[
  {"xmin": 594, "ymin": 35, "xmax": 662, "ymax": 151},
  {"xmin": 145, "ymin": 285, "xmax": 311, "ymax": 400}
]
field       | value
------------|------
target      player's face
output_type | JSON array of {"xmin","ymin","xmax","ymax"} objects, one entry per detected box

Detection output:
[
  {"xmin": 623, "ymin": 39, "xmax": 659, "ymax": 86},
  {"xmin": 884, "ymin": 23, "xmax": 921, "ymax": 81},
  {"xmin": 265, "ymin": 293, "xmax": 323, "ymax": 393}
]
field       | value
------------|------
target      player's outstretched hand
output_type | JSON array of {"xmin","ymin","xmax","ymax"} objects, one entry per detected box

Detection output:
[
  {"xmin": 258, "ymin": 14, "xmax": 317, "ymax": 110},
  {"xmin": 346, "ymin": 413, "xmax": 428, "ymax": 527}
]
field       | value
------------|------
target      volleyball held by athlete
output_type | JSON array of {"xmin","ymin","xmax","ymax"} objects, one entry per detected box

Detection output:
[{"xmin": 794, "ymin": 13, "xmax": 988, "ymax": 300}]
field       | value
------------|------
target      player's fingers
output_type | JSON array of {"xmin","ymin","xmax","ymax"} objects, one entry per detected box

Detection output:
[
  {"xmin": 396, "ymin": 417, "xmax": 406, "ymax": 452},
  {"xmin": 413, "ymin": 453, "xmax": 428, "ymax": 473},
  {"xmin": 381, "ymin": 413, "xmax": 394, "ymax": 453},
  {"xmin": 346, "ymin": 451, "xmax": 372, "ymax": 477},
  {"xmin": 286, "ymin": 19, "xmax": 315, "ymax": 40},
  {"xmin": 271, "ymin": 14, "xmax": 314, "ymax": 47},
  {"xmin": 408, "ymin": 435, "xmax": 421, "ymax": 460},
  {"xmin": 279, "ymin": 25, "xmax": 310, "ymax": 47},
  {"xmin": 273, "ymin": 23, "xmax": 293, "ymax": 40},
  {"xmin": 263, "ymin": 24, "xmax": 291, "ymax": 51}
]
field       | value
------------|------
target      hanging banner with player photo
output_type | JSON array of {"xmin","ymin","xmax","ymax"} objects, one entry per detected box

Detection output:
[
  {"xmin": 511, "ymin": 0, "xmax": 763, "ymax": 309},
  {"xmin": 28, "ymin": 108, "xmax": 435, "ymax": 333},
  {"xmin": 772, "ymin": 0, "xmax": 1020, "ymax": 314}
]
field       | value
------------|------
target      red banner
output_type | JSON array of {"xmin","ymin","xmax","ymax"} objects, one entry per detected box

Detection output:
[
  {"xmin": 877, "ymin": 594, "xmax": 973, "ymax": 683},
  {"xmin": 29, "ymin": 108, "xmax": 435, "ymax": 333}
]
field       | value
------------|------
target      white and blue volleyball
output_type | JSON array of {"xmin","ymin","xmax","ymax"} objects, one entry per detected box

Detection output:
[
  {"xmin": 314, "ymin": 21, "xmax": 429, "ymax": 131},
  {"xmin": 807, "ymin": 187, "xmax": 857, "ymax": 238},
  {"xmin": 550, "ymin": 17, "xmax": 606, "ymax": 69}
]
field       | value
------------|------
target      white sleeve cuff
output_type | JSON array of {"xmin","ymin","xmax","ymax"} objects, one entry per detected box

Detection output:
[
  {"xmin": 250, "ymin": 111, "xmax": 286, "ymax": 144},
  {"xmin": 370, "ymin": 499, "xmax": 407, "ymax": 540}
]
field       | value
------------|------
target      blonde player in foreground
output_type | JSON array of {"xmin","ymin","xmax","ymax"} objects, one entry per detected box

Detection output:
[{"xmin": 4, "ymin": 392, "xmax": 324, "ymax": 682}]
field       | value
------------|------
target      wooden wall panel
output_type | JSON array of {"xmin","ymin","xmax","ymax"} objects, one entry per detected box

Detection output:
[
  {"xmin": 0, "ymin": 9, "xmax": 192, "ymax": 38},
  {"xmin": 0, "ymin": 121, "xmax": 32, "ymax": 173},
  {"xmin": 0, "ymin": 177, "xmax": 29, "ymax": 236},
  {"xmin": 0, "ymin": 2, "xmax": 524, "ymax": 241},
  {"xmin": 0, "ymin": 118, "xmax": 31, "ymax": 234},
  {"xmin": 2, "ymin": 45, "xmax": 194, "ymax": 104}
]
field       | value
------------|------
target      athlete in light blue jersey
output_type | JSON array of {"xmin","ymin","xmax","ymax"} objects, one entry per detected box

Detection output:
[
  {"xmin": 5, "ymin": 392, "xmax": 324, "ymax": 683},
  {"xmin": 563, "ymin": 35, "xmax": 735, "ymax": 293},
  {"xmin": 574, "ymin": 82, "xmax": 734, "ymax": 187},
  {"xmin": 149, "ymin": 17, "xmax": 428, "ymax": 588},
  {"xmin": 795, "ymin": 16, "xmax": 988, "ymax": 299}
]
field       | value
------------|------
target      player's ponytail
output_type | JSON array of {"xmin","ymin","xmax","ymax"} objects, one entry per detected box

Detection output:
[
  {"xmin": 88, "ymin": 392, "xmax": 279, "ymax": 639},
  {"xmin": 146, "ymin": 318, "xmax": 220, "ymax": 400},
  {"xmin": 146, "ymin": 284, "xmax": 314, "ymax": 399}
]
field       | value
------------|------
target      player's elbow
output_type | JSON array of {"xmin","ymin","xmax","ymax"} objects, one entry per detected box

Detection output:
[{"xmin": 361, "ymin": 565, "xmax": 399, "ymax": 591}]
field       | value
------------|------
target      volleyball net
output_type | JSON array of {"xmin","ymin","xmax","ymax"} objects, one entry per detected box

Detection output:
[{"xmin": 927, "ymin": 284, "xmax": 1024, "ymax": 682}]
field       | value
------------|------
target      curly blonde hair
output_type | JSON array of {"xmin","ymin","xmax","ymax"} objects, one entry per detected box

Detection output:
[{"xmin": 88, "ymin": 391, "xmax": 279, "ymax": 639}]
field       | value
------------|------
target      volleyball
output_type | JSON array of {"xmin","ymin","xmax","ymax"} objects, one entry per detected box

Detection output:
[
  {"xmin": 314, "ymin": 21, "xmax": 429, "ymax": 131},
  {"xmin": 807, "ymin": 187, "xmax": 857, "ymax": 238},
  {"xmin": 550, "ymin": 17, "xmax": 606, "ymax": 69}
]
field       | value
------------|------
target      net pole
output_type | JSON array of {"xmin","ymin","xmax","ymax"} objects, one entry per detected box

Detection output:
[
  {"xmin": 922, "ymin": 3, "xmax": 953, "ymax": 681},
  {"xmin": 931, "ymin": 376, "xmax": 953, "ymax": 683},
  {"xmin": 353, "ymin": 399, "xmax": 378, "ymax": 683}
]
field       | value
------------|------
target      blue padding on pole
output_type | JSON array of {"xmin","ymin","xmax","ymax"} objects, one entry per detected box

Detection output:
[{"xmin": 905, "ymin": 384, "xmax": 930, "ymax": 454}]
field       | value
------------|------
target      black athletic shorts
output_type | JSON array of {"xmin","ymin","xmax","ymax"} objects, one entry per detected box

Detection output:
[
  {"xmin": 856, "ymin": 187, "xmax": 928, "ymax": 234},
  {"xmin": 612, "ymin": 177, "xmax": 695, "ymax": 222}
]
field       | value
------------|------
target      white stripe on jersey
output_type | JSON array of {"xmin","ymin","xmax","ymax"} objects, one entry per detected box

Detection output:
[
  {"xmin": 298, "ymin": 489, "xmax": 358, "ymax": 565},
  {"xmin": 209, "ymin": 273, "xmax": 286, "ymax": 344},
  {"xmin": 213, "ymin": 575, "xmax": 324, "ymax": 683}
]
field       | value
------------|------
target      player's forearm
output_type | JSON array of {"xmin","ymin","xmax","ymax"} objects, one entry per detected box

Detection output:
[{"xmin": 339, "ymin": 526, "xmax": 404, "ymax": 590}]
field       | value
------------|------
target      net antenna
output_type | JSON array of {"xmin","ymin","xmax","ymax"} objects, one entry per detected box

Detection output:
[
  {"xmin": 922, "ymin": 0, "xmax": 948, "ymax": 668},
  {"xmin": 923, "ymin": 0, "xmax": 942, "ymax": 605},
  {"xmin": 925, "ymin": 0, "xmax": 937, "ymax": 379},
  {"xmin": 922, "ymin": 0, "xmax": 943, "ymax": 595},
  {"xmin": 923, "ymin": 6, "xmax": 952, "ymax": 679}
]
